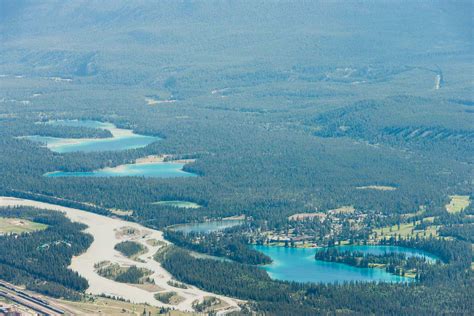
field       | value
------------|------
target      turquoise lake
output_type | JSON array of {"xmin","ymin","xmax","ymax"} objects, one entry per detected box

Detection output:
[
  {"xmin": 253, "ymin": 245, "xmax": 439, "ymax": 284},
  {"xmin": 45, "ymin": 161, "xmax": 196, "ymax": 178},
  {"xmin": 170, "ymin": 220, "xmax": 244, "ymax": 234},
  {"xmin": 24, "ymin": 120, "xmax": 160, "ymax": 153}
]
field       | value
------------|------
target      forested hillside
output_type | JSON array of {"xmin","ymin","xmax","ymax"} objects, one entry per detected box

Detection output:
[{"xmin": 0, "ymin": 1, "xmax": 472, "ymax": 314}]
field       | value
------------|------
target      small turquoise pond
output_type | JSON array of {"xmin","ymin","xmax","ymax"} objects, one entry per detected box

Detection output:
[
  {"xmin": 45, "ymin": 161, "xmax": 196, "ymax": 178},
  {"xmin": 170, "ymin": 220, "xmax": 244, "ymax": 234},
  {"xmin": 253, "ymin": 245, "xmax": 439, "ymax": 284},
  {"xmin": 23, "ymin": 120, "xmax": 160, "ymax": 153}
]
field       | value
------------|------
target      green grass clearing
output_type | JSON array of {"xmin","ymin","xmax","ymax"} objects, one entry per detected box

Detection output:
[
  {"xmin": 0, "ymin": 217, "xmax": 48, "ymax": 235},
  {"xmin": 445, "ymin": 195, "xmax": 470, "ymax": 213},
  {"xmin": 152, "ymin": 201, "xmax": 201, "ymax": 209},
  {"xmin": 371, "ymin": 217, "xmax": 439, "ymax": 241},
  {"xmin": 401, "ymin": 205, "xmax": 427, "ymax": 219}
]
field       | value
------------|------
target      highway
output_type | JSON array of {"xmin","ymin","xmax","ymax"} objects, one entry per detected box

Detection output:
[{"xmin": 0, "ymin": 280, "xmax": 65, "ymax": 315}]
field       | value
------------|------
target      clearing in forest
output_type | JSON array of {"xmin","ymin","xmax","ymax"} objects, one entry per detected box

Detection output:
[
  {"xmin": 356, "ymin": 185, "xmax": 397, "ymax": 191},
  {"xmin": 371, "ymin": 217, "xmax": 439, "ymax": 241},
  {"xmin": 0, "ymin": 217, "xmax": 48, "ymax": 234},
  {"xmin": 328, "ymin": 206, "xmax": 355, "ymax": 215},
  {"xmin": 153, "ymin": 201, "xmax": 201, "ymax": 209},
  {"xmin": 445, "ymin": 195, "xmax": 470, "ymax": 213},
  {"xmin": 288, "ymin": 212, "xmax": 327, "ymax": 221}
]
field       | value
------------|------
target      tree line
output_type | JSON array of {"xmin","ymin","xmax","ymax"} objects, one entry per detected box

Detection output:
[{"xmin": 0, "ymin": 207, "xmax": 93, "ymax": 300}]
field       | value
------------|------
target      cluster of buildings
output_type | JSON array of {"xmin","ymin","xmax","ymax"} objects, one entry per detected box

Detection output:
[{"xmin": 253, "ymin": 206, "xmax": 372, "ymax": 247}]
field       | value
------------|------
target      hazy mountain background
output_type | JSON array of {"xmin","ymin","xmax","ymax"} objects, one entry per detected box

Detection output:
[{"xmin": 1, "ymin": 0, "xmax": 472, "ymax": 87}]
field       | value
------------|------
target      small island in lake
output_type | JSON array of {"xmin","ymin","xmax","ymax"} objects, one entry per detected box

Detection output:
[{"xmin": 314, "ymin": 247, "xmax": 436, "ymax": 278}]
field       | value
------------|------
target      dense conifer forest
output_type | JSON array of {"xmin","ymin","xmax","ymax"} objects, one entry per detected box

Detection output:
[
  {"xmin": 159, "ymin": 242, "xmax": 473, "ymax": 315},
  {"xmin": 164, "ymin": 230, "xmax": 271, "ymax": 264},
  {"xmin": 0, "ymin": 1, "xmax": 472, "ymax": 314},
  {"xmin": 0, "ymin": 207, "xmax": 92, "ymax": 300}
]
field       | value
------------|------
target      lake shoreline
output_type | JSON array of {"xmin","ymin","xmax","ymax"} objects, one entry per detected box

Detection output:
[
  {"xmin": 44, "ymin": 159, "xmax": 197, "ymax": 178},
  {"xmin": 253, "ymin": 244, "xmax": 439, "ymax": 284},
  {"xmin": 23, "ymin": 120, "xmax": 160, "ymax": 153}
]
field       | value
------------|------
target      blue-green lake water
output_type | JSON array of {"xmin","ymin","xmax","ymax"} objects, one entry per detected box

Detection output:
[
  {"xmin": 24, "ymin": 120, "xmax": 160, "ymax": 153},
  {"xmin": 170, "ymin": 220, "xmax": 244, "ymax": 234},
  {"xmin": 253, "ymin": 245, "xmax": 439, "ymax": 284},
  {"xmin": 45, "ymin": 161, "xmax": 196, "ymax": 178}
]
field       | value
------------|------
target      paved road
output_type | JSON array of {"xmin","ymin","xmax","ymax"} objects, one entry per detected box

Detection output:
[{"xmin": 0, "ymin": 280, "xmax": 65, "ymax": 315}]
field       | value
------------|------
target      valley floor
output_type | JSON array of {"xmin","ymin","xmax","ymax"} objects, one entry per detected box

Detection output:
[{"xmin": 0, "ymin": 197, "xmax": 241, "ymax": 314}]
